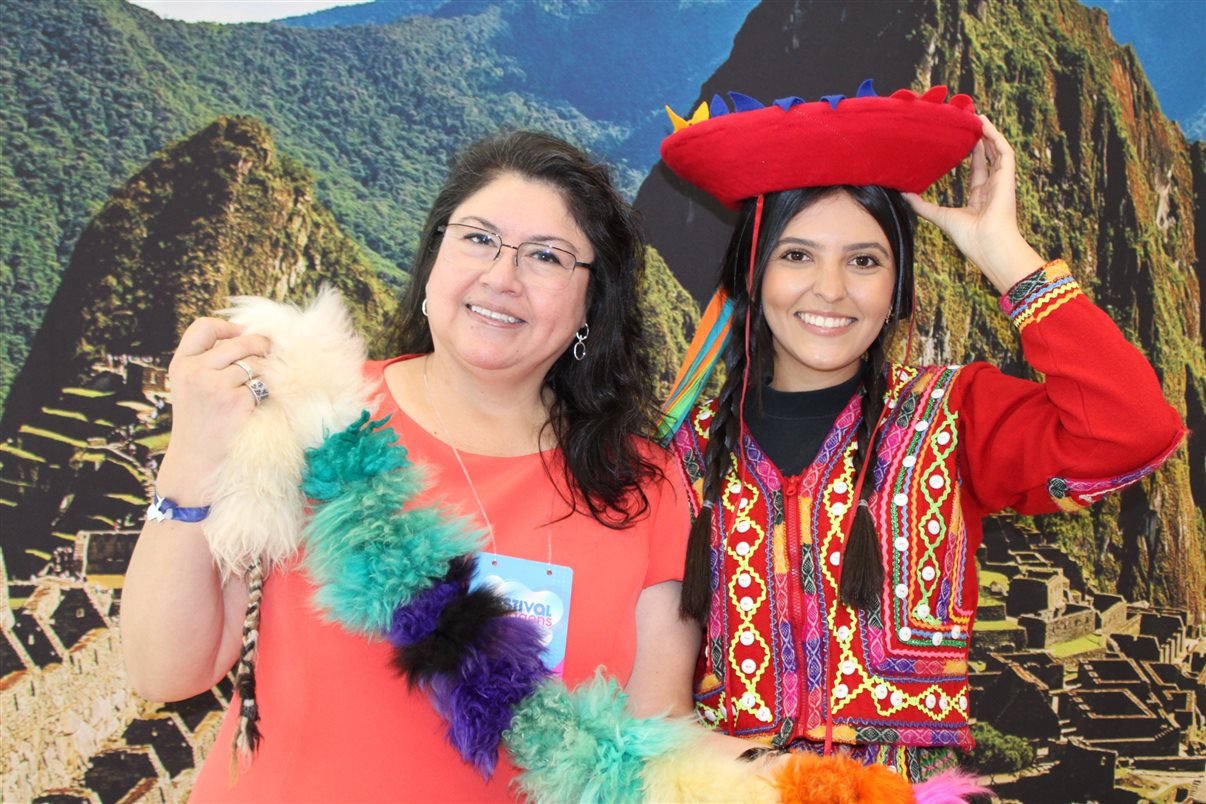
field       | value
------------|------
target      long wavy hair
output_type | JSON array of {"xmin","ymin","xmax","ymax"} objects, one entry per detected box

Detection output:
[
  {"xmin": 681, "ymin": 185, "xmax": 916, "ymax": 621},
  {"xmin": 387, "ymin": 131, "xmax": 661, "ymax": 528}
]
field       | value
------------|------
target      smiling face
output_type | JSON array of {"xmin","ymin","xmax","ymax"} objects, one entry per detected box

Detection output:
[
  {"xmin": 760, "ymin": 191, "xmax": 897, "ymax": 391},
  {"xmin": 424, "ymin": 171, "xmax": 592, "ymax": 383}
]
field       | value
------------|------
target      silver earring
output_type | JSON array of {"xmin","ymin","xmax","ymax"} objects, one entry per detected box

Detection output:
[
  {"xmin": 573, "ymin": 323, "xmax": 589, "ymax": 361},
  {"xmin": 421, "ymin": 298, "xmax": 428, "ymax": 317}
]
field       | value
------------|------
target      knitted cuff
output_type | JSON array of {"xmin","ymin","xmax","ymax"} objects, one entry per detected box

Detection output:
[{"xmin": 998, "ymin": 259, "xmax": 1082, "ymax": 333}]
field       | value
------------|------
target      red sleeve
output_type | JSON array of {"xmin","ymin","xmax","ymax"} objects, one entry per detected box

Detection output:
[
  {"xmin": 636, "ymin": 441, "xmax": 693, "ymax": 588},
  {"xmin": 949, "ymin": 261, "xmax": 1185, "ymax": 515}
]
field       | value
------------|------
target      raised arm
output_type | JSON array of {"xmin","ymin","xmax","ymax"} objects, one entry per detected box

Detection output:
[
  {"xmin": 121, "ymin": 318, "xmax": 270, "ymax": 700},
  {"xmin": 906, "ymin": 115, "xmax": 1183, "ymax": 515}
]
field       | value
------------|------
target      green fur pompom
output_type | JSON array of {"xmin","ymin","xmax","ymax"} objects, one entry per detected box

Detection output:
[
  {"xmin": 504, "ymin": 674, "xmax": 697, "ymax": 803},
  {"xmin": 301, "ymin": 412, "xmax": 484, "ymax": 634}
]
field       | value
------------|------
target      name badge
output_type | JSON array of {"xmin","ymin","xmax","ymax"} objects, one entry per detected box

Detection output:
[{"xmin": 472, "ymin": 553, "xmax": 573, "ymax": 677}]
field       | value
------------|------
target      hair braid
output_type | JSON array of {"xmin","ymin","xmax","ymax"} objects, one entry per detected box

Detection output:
[
  {"xmin": 839, "ymin": 333, "xmax": 890, "ymax": 609},
  {"xmin": 681, "ymin": 338, "xmax": 746, "ymax": 622}
]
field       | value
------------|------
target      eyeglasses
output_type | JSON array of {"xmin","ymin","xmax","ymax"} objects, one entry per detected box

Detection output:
[{"xmin": 437, "ymin": 223, "xmax": 592, "ymax": 291}]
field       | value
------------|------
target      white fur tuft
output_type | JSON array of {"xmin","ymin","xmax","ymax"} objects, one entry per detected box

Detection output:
[{"xmin": 203, "ymin": 287, "xmax": 377, "ymax": 579}]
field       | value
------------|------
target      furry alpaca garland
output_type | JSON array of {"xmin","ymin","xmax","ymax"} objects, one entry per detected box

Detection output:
[
  {"xmin": 203, "ymin": 288, "xmax": 377, "ymax": 579},
  {"xmin": 295, "ymin": 412, "xmax": 991, "ymax": 803}
]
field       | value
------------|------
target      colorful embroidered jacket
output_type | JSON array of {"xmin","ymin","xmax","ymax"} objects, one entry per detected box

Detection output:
[{"xmin": 671, "ymin": 262, "xmax": 1184, "ymax": 752}]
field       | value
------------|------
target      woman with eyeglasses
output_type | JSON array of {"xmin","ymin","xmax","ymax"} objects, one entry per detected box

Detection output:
[{"xmin": 121, "ymin": 131, "xmax": 700, "ymax": 800}]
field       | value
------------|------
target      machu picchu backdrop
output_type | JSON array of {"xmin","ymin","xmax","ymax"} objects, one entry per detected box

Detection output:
[{"xmin": 2, "ymin": 1, "xmax": 1203, "ymax": 800}]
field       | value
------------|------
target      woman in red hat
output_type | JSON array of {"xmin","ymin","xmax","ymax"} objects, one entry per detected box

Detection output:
[{"xmin": 658, "ymin": 84, "xmax": 1185, "ymax": 780}]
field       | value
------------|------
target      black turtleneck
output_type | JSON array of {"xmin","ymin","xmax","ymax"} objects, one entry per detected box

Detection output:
[{"xmin": 744, "ymin": 374, "xmax": 862, "ymax": 477}]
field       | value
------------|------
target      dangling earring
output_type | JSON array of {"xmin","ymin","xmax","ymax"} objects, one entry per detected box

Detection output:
[
  {"xmin": 421, "ymin": 298, "xmax": 428, "ymax": 317},
  {"xmin": 573, "ymin": 323, "xmax": 589, "ymax": 361},
  {"xmin": 884, "ymin": 308, "xmax": 894, "ymax": 327}
]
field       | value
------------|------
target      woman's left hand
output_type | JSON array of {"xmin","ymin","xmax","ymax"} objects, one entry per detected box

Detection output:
[{"xmin": 904, "ymin": 114, "xmax": 1046, "ymax": 294}]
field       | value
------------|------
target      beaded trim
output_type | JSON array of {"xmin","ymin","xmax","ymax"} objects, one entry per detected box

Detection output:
[{"xmin": 999, "ymin": 260, "xmax": 1082, "ymax": 333}]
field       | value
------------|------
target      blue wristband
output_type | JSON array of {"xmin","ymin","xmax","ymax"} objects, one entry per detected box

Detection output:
[{"xmin": 146, "ymin": 492, "xmax": 211, "ymax": 523}]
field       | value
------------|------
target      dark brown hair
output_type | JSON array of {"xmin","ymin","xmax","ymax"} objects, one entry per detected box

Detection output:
[{"xmin": 387, "ymin": 131, "xmax": 661, "ymax": 527}]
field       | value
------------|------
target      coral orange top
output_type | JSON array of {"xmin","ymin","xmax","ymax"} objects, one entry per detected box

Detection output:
[{"xmin": 191, "ymin": 357, "xmax": 690, "ymax": 802}]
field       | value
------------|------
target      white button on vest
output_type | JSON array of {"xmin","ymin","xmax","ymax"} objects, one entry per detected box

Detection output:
[
  {"xmin": 951, "ymin": 625, "xmax": 962, "ymax": 638},
  {"xmin": 841, "ymin": 660, "xmax": 856, "ymax": 676},
  {"xmin": 931, "ymin": 388, "xmax": 945, "ymax": 399},
  {"xmin": 739, "ymin": 630, "xmax": 755, "ymax": 646},
  {"xmin": 836, "ymin": 625, "xmax": 851, "ymax": 641},
  {"xmin": 936, "ymin": 431, "xmax": 951, "ymax": 446},
  {"xmin": 738, "ymin": 572, "xmax": 752, "ymax": 588},
  {"xmin": 874, "ymin": 684, "xmax": 888, "ymax": 700},
  {"xmin": 893, "ymin": 493, "xmax": 908, "ymax": 506},
  {"xmin": 891, "ymin": 690, "xmax": 905, "ymax": 707},
  {"xmin": 830, "ymin": 501, "xmax": 847, "ymax": 516},
  {"xmin": 757, "ymin": 706, "xmax": 772, "ymax": 722},
  {"xmin": 736, "ymin": 519, "xmax": 750, "ymax": 532},
  {"xmin": 914, "ymin": 421, "xmax": 929, "ymax": 432},
  {"xmin": 895, "ymin": 583, "xmax": 908, "ymax": 599},
  {"xmin": 735, "ymin": 541, "xmax": 750, "ymax": 556},
  {"xmin": 895, "ymin": 537, "xmax": 909, "ymax": 552},
  {"xmin": 914, "ymin": 603, "xmax": 930, "ymax": 618},
  {"xmin": 927, "ymin": 520, "xmax": 941, "ymax": 535},
  {"xmin": 728, "ymin": 482, "xmax": 742, "ymax": 494},
  {"xmin": 899, "ymin": 626, "xmax": 912, "ymax": 641},
  {"xmin": 928, "ymin": 475, "xmax": 944, "ymax": 490},
  {"xmin": 740, "ymin": 596, "xmax": 754, "ymax": 611},
  {"xmin": 834, "ymin": 683, "xmax": 849, "ymax": 699},
  {"xmin": 925, "ymin": 694, "xmax": 937, "ymax": 709},
  {"xmin": 932, "ymin": 632, "xmax": 943, "ymax": 646},
  {"xmin": 902, "ymin": 454, "xmax": 917, "ymax": 467},
  {"xmin": 829, "ymin": 552, "xmax": 841, "ymax": 566},
  {"xmin": 741, "ymin": 659, "xmax": 757, "ymax": 674},
  {"xmin": 741, "ymin": 693, "xmax": 755, "ymax": 708},
  {"xmin": 833, "ymin": 480, "xmax": 848, "ymax": 494},
  {"xmin": 921, "ymin": 565, "xmax": 937, "ymax": 582}
]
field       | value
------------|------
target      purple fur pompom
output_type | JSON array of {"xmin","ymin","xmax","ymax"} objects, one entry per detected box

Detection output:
[
  {"xmin": 427, "ymin": 614, "xmax": 551, "ymax": 776},
  {"xmin": 387, "ymin": 578, "xmax": 461, "ymax": 646}
]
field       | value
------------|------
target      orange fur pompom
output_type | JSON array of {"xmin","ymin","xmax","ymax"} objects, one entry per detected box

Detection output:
[{"xmin": 769, "ymin": 752, "xmax": 914, "ymax": 804}]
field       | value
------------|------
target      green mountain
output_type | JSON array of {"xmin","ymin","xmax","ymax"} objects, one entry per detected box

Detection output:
[
  {"xmin": 635, "ymin": 0, "xmax": 1205, "ymax": 616},
  {"xmin": 0, "ymin": 0, "xmax": 753, "ymax": 410},
  {"xmin": 0, "ymin": 116, "xmax": 392, "ymax": 578}
]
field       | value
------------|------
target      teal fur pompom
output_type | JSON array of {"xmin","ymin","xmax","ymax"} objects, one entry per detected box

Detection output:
[
  {"xmin": 504, "ymin": 674, "xmax": 697, "ymax": 803},
  {"xmin": 301, "ymin": 413, "xmax": 409, "ymax": 500},
  {"xmin": 301, "ymin": 412, "xmax": 484, "ymax": 634}
]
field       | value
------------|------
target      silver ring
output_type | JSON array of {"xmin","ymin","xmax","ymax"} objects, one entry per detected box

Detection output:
[
  {"xmin": 233, "ymin": 359, "xmax": 255, "ymax": 383},
  {"xmin": 246, "ymin": 378, "xmax": 269, "ymax": 406}
]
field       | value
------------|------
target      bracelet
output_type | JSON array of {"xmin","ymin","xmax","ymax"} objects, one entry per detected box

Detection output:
[{"xmin": 146, "ymin": 491, "xmax": 211, "ymax": 523}]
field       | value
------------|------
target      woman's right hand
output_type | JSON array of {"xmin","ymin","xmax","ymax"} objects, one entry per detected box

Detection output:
[{"xmin": 153, "ymin": 317, "xmax": 272, "ymax": 504}]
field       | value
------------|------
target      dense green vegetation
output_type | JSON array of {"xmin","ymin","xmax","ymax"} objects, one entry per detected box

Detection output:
[
  {"xmin": 0, "ymin": 0, "xmax": 754, "ymax": 407},
  {"xmin": 966, "ymin": 722, "xmax": 1037, "ymax": 775}
]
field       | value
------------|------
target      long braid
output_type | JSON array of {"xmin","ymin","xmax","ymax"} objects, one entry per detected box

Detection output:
[
  {"xmin": 681, "ymin": 338, "xmax": 748, "ymax": 622},
  {"xmin": 839, "ymin": 338, "xmax": 889, "ymax": 608},
  {"xmin": 231, "ymin": 559, "xmax": 265, "ymax": 773}
]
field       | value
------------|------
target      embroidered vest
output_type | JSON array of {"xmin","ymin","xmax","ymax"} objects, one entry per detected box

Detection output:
[{"xmin": 672, "ymin": 363, "xmax": 975, "ymax": 750}]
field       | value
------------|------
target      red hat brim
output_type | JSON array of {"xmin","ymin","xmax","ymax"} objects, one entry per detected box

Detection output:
[{"xmin": 661, "ymin": 92, "xmax": 983, "ymax": 209}]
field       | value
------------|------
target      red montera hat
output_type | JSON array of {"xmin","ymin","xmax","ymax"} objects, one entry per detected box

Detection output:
[{"xmin": 660, "ymin": 80, "xmax": 983, "ymax": 209}]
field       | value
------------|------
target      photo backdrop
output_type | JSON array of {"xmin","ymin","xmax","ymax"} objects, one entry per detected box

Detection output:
[{"xmin": 2, "ymin": 1, "xmax": 1203, "ymax": 800}]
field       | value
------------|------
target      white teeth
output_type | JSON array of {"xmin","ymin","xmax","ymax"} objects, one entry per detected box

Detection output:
[
  {"xmin": 798, "ymin": 312, "xmax": 854, "ymax": 328},
  {"xmin": 469, "ymin": 304, "xmax": 521, "ymax": 324}
]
